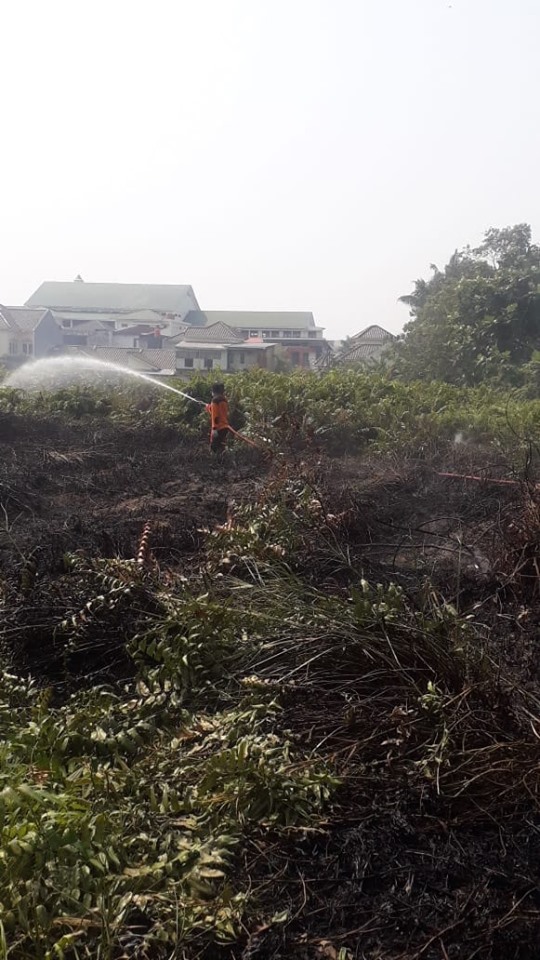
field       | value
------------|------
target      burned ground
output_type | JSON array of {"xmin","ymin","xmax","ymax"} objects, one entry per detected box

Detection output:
[{"xmin": 2, "ymin": 416, "xmax": 540, "ymax": 959}]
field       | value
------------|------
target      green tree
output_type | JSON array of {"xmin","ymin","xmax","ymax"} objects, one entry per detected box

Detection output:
[{"xmin": 395, "ymin": 224, "xmax": 540, "ymax": 386}]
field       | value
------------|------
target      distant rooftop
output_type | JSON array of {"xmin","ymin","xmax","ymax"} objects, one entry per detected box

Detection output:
[
  {"xmin": 185, "ymin": 310, "xmax": 319, "ymax": 331},
  {"xmin": 112, "ymin": 324, "xmax": 159, "ymax": 337},
  {"xmin": 26, "ymin": 281, "xmax": 200, "ymax": 316},
  {"xmin": 114, "ymin": 309, "xmax": 164, "ymax": 324},
  {"xmin": 338, "ymin": 330, "xmax": 395, "ymax": 365},
  {"xmin": 338, "ymin": 342, "xmax": 388, "ymax": 363},
  {"xmin": 0, "ymin": 305, "xmax": 52, "ymax": 334},
  {"xmin": 182, "ymin": 321, "xmax": 244, "ymax": 344},
  {"xmin": 68, "ymin": 345, "xmax": 177, "ymax": 374},
  {"xmin": 61, "ymin": 317, "xmax": 109, "ymax": 334},
  {"xmin": 350, "ymin": 325, "xmax": 395, "ymax": 343}
]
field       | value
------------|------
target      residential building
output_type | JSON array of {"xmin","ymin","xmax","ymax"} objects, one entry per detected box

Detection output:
[
  {"xmin": 27, "ymin": 280, "xmax": 199, "ymax": 319},
  {"xmin": 22, "ymin": 279, "xmax": 328, "ymax": 373},
  {"xmin": 64, "ymin": 328, "xmax": 274, "ymax": 378},
  {"xmin": 62, "ymin": 318, "xmax": 111, "ymax": 347},
  {"xmin": 111, "ymin": 323, "xmax": 188, "ymax": 349},
  {"xmin": 26, "ymin": 280, "xmax": 202, "ymax": 342},
  {"xmin": 56, "ymin": 308, "xmax": 161, "ymax": 332},
  {"xmin": 184, "ymin": 310, "xmax": 325, "ymax": 368},
  {"xmin": 329, "ymin": 325, "xmax": 395, "ymax": 367},
  {"xmin": 174, "ymin": 322, "xmax": 276, "ymax": 376},
  {"xmin": 0, "ymin": 306, "xmax": 63, "ymax": 362},
  {"xmin": 66, "ymin": 346, "xmax": 177, "ymax": 376}
]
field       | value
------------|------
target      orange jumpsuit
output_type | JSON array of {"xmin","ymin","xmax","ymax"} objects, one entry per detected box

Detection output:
[{"xmin": 206, "ymin": 397, "xmax": 230, "ymax": 452}]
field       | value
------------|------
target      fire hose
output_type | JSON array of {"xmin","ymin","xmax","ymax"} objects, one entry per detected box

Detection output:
[
  {"xmin": 437, "ymin": 471, "xmax": 531, "ymax": 488},
  {"xmin": 182, "ymin": 392, "xmax": 270, "ymax": 455}
]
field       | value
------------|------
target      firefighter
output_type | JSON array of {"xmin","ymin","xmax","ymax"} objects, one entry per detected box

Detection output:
[{"xmin": 206, "ymin": 383, "xmax": 230, "ymax": 454}]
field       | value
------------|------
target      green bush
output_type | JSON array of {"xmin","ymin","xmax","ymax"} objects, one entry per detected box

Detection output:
[{"xmin": 3, "ymin": 368, "xmax": 540, "ymax": 457}]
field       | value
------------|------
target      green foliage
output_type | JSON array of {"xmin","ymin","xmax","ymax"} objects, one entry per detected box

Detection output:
[
  {"xmin": 129, "ymin": 592, "xmax": 250, "ymax": 697},
  {"xmin": 395, "ymin": 224, "xmax": 540, "ymax": 387},
  {"xmin": 0, "ymin": 670, "xmax": 334, "ymax": 957},
  {"xmin": 0, "ymin": 542, "xmax": 339, "ymax": 957},
  {"xmin": 2, "ymin": 333, "xmax": 540, "ymax": 956},
  {"xmin": 4, "ymin": 365, "xmax": 540, "ymax": 458},
  {"xmin": 202, "ymin": 477, "xmax": 326, "ymax": 575},
  {"xmin": 0, "ymin": 456, "xmax": 527, "ymax": 957}
]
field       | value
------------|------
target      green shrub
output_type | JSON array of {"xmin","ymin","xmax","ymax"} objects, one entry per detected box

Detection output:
[{"xmin": 4, "ymin": 369, "xmax": 540, "ymax": 457}]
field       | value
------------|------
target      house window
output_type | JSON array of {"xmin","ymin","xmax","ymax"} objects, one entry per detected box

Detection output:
[
  {"xmin": 204, "ymin": 358, "xmax": 214, "ymax": 370},
  {"xmin": 121, "ymin": 323, "xmax": 129, "ymax": 328},
  {"xmin": 262, "ymin": 330, "xmax": 271, "ymax": 338},
  {"xmin": 184, "ymin": 358, "xmax": 194, "ymax": 368},
  {"xmin": 249, "ymin": 330, "xmax": 259, "ymax": 338},
  {"xmin": 283, "ymin": 331, "xmax": 293, "ymax": 338},
  {"xmin": 271, "ymin": 330, "xmax": 280, "ymax": 337},
  {"xmin": 308, "ymin": 331, "xmax": 317, "ymax": 338},
  {"xmin": 239, "ymin": 352, "xmax": 245, "ymax": 364},
  {"xmin": 292, "ymin": 330, "xmax": 301, "ymax": 337},
  {"xmin": 9, "ymin": 341, "xmax": 18, "ymax": 354},
  {"xmin": 22, "ymin": 342, "xmax": 33, "ymax": 355},
  {"xmin": 291, "ymin": 351, "xmax": 300, "ymax": 366},
  {"xmin": 302, "ymin": 352, "xmax": 310, "ymax": 367}
]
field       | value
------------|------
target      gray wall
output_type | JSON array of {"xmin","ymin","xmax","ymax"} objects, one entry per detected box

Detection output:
[{"xmin": 34, "ymin": 311, "xmax": 63, "ymax": 357}]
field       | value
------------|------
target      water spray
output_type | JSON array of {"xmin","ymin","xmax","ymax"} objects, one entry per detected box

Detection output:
[
  {"xmin": 5, "ymin": 356, "xmax": 206, "ymax": 404},
  {"xmin": 4, "ymin": 356, "xmax": 269, "ymax": 454}
]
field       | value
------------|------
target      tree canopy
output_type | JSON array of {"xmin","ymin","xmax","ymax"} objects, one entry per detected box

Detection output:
[{"xmin": 395, "ymin": 224, "xmax": 540, "ymax": 386}]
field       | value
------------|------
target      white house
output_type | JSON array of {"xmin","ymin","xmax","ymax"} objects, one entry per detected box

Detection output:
[
  {"xmin": 0, "ymin": 306, "xmax": 63, "ymax": 361},
  {"xmin": 174, "ymin": 321, "xmax": 276, "ymax": 375},
  {"xmin": 184, "ymin": 310, "xmax": 326, "ymax": 369},
  {"xmin": 62, "ymin": 318, "xmax": 111, "ymax": 347}
]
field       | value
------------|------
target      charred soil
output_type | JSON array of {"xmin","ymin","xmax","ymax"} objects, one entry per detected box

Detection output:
[{"xmin": 2, "ymin": 419, "xmax": 540, "ymax": 959}]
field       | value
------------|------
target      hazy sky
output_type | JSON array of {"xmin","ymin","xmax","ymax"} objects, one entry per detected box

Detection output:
[{"xmin": 1, "ymin": 0, "xmax": 539, "ymax": 339}]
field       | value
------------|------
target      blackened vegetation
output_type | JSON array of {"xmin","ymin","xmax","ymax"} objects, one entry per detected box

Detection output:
[{"xmin": 3, "ymin": 419, "xmax": 540, "ymax": 958}]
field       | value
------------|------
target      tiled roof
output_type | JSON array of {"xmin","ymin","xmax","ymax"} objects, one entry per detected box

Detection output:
[
  {"xmin": 350, "ymin": 325, "xmax": 394, "ymax": 343},
  {"xmin": 168, "ymin": 326, "xmax": 191, "ymax": 345},
  {"xmin": 67, "ymin": 347, "xmax": 156, "ymax": 371},
  {"xmin": 116, "ymin": 309, "xmax": 163, "ymax": 323},
  {"xmin": 113, "ymin": 325, "xmax": 156, "ymax": 337},
  {"xmin": 134, "ymin": 348, "xmax": 177, "ymax": 368},
  {"xmin": 183, "ymin": 321, "xmax": 244, "ymax": 343},
  {"xmin": 338, "ymin": 341, "xmax": 390, "ymax": 363},
  {"xmin": 1, "ymin": 306, "xmax": 52, "ymax": 333},
  {"xmin": 63, "ymin": 318, "xmax": 109, "ymax": 333},
  {"xmin": 185, "ymin": 310, "xmax": 318, "ymax": 331},
  {"xmin": 71, "ymin": 346, "xmax": 177, "ymax": 372},
  {"xmin": 26, "ymin": 281, "xmax": 199, "ymax": 314}
]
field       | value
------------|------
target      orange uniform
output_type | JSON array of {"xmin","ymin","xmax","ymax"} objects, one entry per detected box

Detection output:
[
  {"xmin": 206, "ymin": 388, "xmax": 230, "ymax": 453},
  {"xmin": 206, "ymin": 397, "xmax": 229, "ymax": 432}
]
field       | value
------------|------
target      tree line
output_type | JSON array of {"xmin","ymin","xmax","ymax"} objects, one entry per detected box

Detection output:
[{"xmin": 393, "ymin": 223, "xmax": 540, "ymax": 390}]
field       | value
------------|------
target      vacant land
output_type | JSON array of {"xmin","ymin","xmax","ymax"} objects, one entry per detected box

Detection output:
[{"xmin": 2, "ymin": 392, "xmax": 540, "ymax": 960}]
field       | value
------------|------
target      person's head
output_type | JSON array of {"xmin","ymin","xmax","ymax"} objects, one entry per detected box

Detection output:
[{"xmin": 212, "ymin": 382, "xmax": 225, "ymax": 398}]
